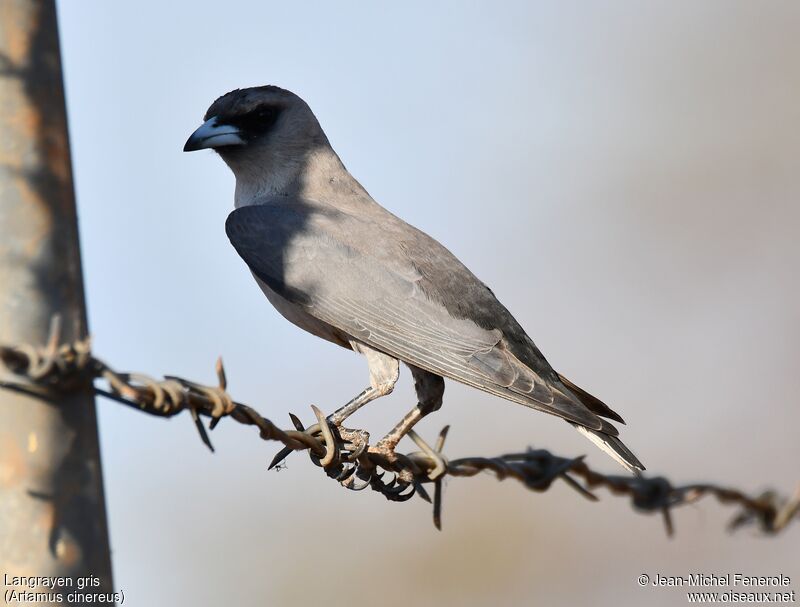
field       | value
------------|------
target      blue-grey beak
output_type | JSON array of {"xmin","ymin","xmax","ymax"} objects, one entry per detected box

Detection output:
[{"xmin": 183, "ymin": 116, "xmax": 245, "ymax": 152}]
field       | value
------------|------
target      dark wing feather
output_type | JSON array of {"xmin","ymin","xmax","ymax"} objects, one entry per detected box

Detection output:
[
  {"xmin": 226, "ymin": 200, "xmax": 612, "ymax": 432},
  {"xmin": 557, "ymin": 374, "xmax": 625, "ymax": 423}
]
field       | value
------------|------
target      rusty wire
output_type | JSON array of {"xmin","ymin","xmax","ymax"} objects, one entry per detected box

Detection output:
[{"xmin": 1, "ymin": 318, "xmax": 798, "ymax": 534}]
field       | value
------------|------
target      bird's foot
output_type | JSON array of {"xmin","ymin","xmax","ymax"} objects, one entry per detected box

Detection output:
[
  {"xmin": 268, "ymin": 410, "xmax": 370, "ymax": 470},
  {"xmin": 367, "ymin": 439, "xmax": 415, "ymax": 484},
  {"xmin": 368, "ymin": 438, "xmax": 399, "ymax": 462},
  {"xmin": 331, "ymin": 424, "xmax": 370, "ymax": 462},
  {"xmin": 329, "ymin": 432, "xmax": 415, "ymax": 500},
  {"xmin": 269, "ymin": 407, "xmax": 437, "ymax": 502},
  {"xmin": 369, "ymin": 432, "xmax": 447, "ymax": 482}
]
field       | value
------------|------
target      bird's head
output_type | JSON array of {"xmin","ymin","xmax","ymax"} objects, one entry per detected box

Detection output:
[{"xmin": 184, "ymin": 85, "xmax": 330, "ymax": 196}]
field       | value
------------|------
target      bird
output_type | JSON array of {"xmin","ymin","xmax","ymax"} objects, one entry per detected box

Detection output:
[{"xmin": 184, "ymin": 85, "xmax": 644, "ymax": 474}]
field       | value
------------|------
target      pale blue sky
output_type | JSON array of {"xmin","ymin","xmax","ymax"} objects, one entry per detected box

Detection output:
[{"xmin": 56, "ymin": 2, "xmax": 799, "ymax": 605}]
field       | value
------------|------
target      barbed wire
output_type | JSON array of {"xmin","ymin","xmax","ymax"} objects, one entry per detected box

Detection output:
[{"xmin": 1, "ymin": 317, "xmax": 798, "ymax": 534}]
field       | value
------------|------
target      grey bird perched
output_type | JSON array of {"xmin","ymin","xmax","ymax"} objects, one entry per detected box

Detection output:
[{"xmin": 184, "ymin": 85, "xmax": 644, "ymax": 474}]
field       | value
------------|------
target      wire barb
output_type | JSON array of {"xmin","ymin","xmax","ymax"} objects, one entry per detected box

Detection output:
[{"xmin": 1, "ymin": 327, "xmax": 798, "ymax": 535}]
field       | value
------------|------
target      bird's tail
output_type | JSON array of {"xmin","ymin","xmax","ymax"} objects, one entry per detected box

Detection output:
[
  {"xmin": 557, "ymin": 373, "xmax": 645, "ymax": 474},
  {"xmin": 570, "ymin": 423, "xmax": 645, "ymax": 474}
]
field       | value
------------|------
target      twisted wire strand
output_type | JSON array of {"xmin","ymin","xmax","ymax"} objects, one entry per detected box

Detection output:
[{"xmin": 2, "ymin": 319, "xmax": 798, "ymax": 533}]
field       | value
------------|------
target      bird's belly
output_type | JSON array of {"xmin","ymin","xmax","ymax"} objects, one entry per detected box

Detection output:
[{"xmin": 253, "ymin": 275, "xmax": 351, "ymax": 349}]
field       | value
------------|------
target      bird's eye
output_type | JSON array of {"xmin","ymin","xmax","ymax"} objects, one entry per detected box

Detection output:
[
  {"xmin": 252, "ymin": 106, "xmax": 278, "ymax": 124},
  {"xmin": 228, "ymin": 105, "xmax": 282, "ymax": 138}
]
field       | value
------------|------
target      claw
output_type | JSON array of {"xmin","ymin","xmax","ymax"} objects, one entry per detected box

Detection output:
[
  {"xmin": 342, "ymin": 473, "xmax": 371, "ymax": 491},
  {"xmin": 335, "ymin": 465, "xmax": 357, "ymax": 482},
  {"xmin": 339, "ymin": 435, "xmax": 368, "ymax": 463},
  {"xmin": 384, "ymin": 482, "xmax": 409, "ymax": 496},
  {"xmin": 384, "ymin": 483, "xmax": 416, "ymax": 502},
  {"xmin": 352, "ymin": 481, "xmax": 371, "ymax": 491},
  {"xmin": 334, "ymin": 426, "xmax": 369, "ymax": 463},
  {"xmin": 354, "ymin": 465, "xmax": 374, "ymax": 483},
  {"xmin": 341, "ymin": 449, "xmax": 359, "ymax": 464},
  {"xmin": 346, "ymin": 440, "xmax": 367, "ymax": 461}
]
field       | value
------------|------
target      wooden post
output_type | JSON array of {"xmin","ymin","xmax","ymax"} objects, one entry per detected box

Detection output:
[{"xmin": 0, "ymin": 1, "xmax": 114, "ymax": 603}]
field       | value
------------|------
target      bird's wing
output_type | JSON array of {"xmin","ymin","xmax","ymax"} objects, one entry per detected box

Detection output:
[{"xmin": 226, "ymin": 200, "xmax": 610, "ymax": 431}]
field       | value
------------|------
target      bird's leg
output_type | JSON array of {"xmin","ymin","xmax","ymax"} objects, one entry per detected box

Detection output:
[
  {"xmin": 326, "ymin": 386, "xmax": 379, "ymax": 426},
  {"xmin": 272, "ymin": 345, "xmax": 399, "ymax": 470},
  {"xmin": 326, "ymin": 343, "xmax": 399, "ymax": 451},
  {"xmin": 269, "ymin": 388, "xmax": 375, "ymax": 471},
  {"xmin": 371, "ymin": 366, "xmax": 445, "ymax": 478},
  {"xmin": 326, "ymin": 387, "xmax": 375, "ymax": 454},
  {"xmin": 372, "ymin": 404, "xmax": 429, "ymax": 453}
]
